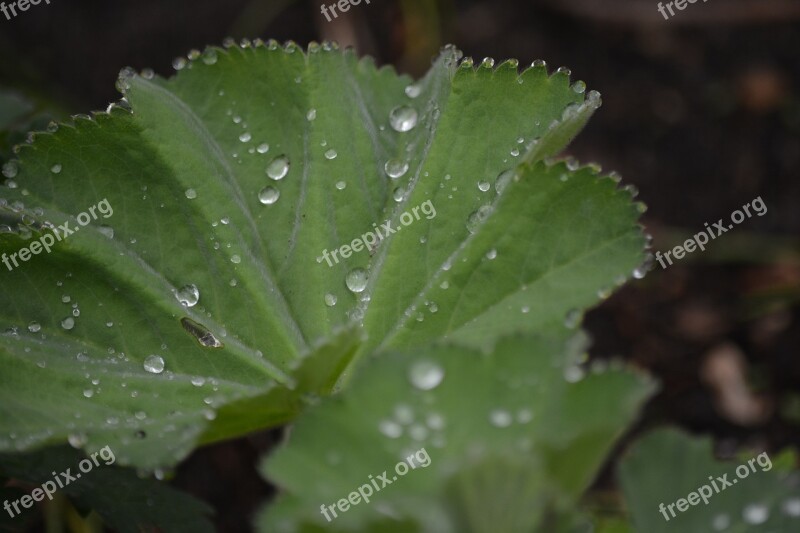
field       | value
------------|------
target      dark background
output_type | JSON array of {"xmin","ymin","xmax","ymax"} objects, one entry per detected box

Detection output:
[{"xmin": 1, "ymin": 0, "xmax": 799, "ymax": 530}]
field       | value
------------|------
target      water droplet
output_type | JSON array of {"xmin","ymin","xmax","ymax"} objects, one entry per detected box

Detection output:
[
  {"xmin": 409, "ymin": 360, "xmax": 445, "ymax": 391},
  {"xmin": 172, "ymin": 57, "xmax": 187, "ymax": 71},
  {"xmin": 782, "ymin": 498, "xmax": 800, "ymax": 517},
  {"xmin": 516, "ymin": 409, "xmax": 533, "ymax": 424},
  {"xmin": 181, "ymin": 318, "xmax": 224, "ymax": 348},
  {"xmin": 426, "ymin": 413, "xmax": 445, "ymax": 430},
  {"xmin": 27, "ymin": 321, "xmax": 41, "ymax": 333},
  {"xmin": 174, "ymin": 284, "xmax": 200, "ymax": 307},
  {"xmin": 385, "ymin": 159, "xmax": 409, "ymax": 179},
  {"xmin": 485, "ymin": 249, "xmax": 497, "ymax": 260},
  {"xmin": 405, "ymin": 84, "xmax": 421, "ymax": 98},
  {"xmin": 510, "ymin": 147, "xmax": 520, "ymax": 157},
  {"xmin": 98, "ymin": 225, "xmax": 114, "ymax": 238},
  {"xmin": 191, "ymin": 376, "xmax": 206, "ymax": 387},
  {"xmin": 345, "ymin": 268, "xmax": 368, "ymax": 293},
  {"xmin": 82, "ymin": 389, "xmax": 94, "ymax": 398},
  {"xmin": 185, "ymin": 188, "xmax": 197, "ymax": 199},
  {"xmin": 495, "ymin": 169, "xmax": 514, "ymax": 194},
  {"xmin": 257, "ymin": 143, "xmax": 269, "ymax": 154},
  {"xmin": 440, "ymin": 280, "xmax": 449, "ymax": 290},
  {"xmin": 324, "ymin": 293, "xmax": 337, "ymax": 307},
  {"xmin": 556, "ymin": 66, "xmax": 571, "ymax": 76},
  {"xmin": 67, "ymin": 433, "xmax": 87, "ymax": 448},
  {"xmin": 231, "ymin": 254, "xmax": 242, "ymax": 264},
  {"xmin": 324, "ymin": 149, "xmax": 338, "ymax": 160},
  {"xmin": 564, "ymin": 366, "xmax": 585, "ymax": 383},
  {"xmin": 379, "ymin": 420, "xmax": 403, "ymax": 439},
  {"xmin": 393, "ymin": 187, "xmax": 406, "ymax": 202},
  {"xmin": 202, "ymin": 48, "xmax": 218, "ymax": 65},
  {"xmin": 481, "ymin": 57, "xmax": 495, "ymax": 68},
  {"xmin": 239, "ymin": 132, "xmax": 252, "ymax": 143},
  {"xmin": 409, "ymin": 424, "xmax": 428, "ymax": 441},
  {"xmin": 2, "ymin": 161, "xmax": 18, "ymax": 178},
  {"xmin": 335, "ymin": 181, "xmax": 346, "ymax": 190},
  {"xmin": 466, "ymin": 205, "xmax": 493, "ymax": 233},
  {"xmin": 389, "ymin": 105, "xmax": 418, "ymax": 132},
  {"xmin": 266, "ymin": 155, "xmax": 290, "ymax": 180},
  {"xmin": 61, "ymin": 317, "xmax": 75, "ymax": 330},
  {"xmin": 489, "ymin": 409, "xmax": 512, "ymax": 428},
  {"xmin": 478, "ymin": 181, "xmax": 491, "ymax": 192},
  {"xmin": 711, "ymin": 513, "xmax": 730, "ymax": 531},
  {"xmin": 743, "ymin": 503, "xmax": 769, "ymax": 525},
  {"xmin": 50, "ymin": 164, "xmax": 62, "ymax": 174},
  {"xmin": 306, "ymin": 108, "xmax": 317, "ymax": 121},
  {"xmin": 258, "ymin": 186, "xmax": 280, "ymax": 205},
  {"xmin": 143, "ymin": 354, "xmax": 165, "ymax": 374},
  {"xmin": 572, "ymin": 80, "xmax": 587, "ymax": 94}
]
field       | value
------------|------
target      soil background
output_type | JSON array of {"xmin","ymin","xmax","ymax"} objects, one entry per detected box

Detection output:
[{"xmin": 1, "ymin": 0, "xmax": 798, "ymax": 530}]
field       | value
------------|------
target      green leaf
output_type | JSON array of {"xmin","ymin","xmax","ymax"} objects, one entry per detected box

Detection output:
[
  {"xmin": 618, "ymin": 428, "xmax": 800, "ymax": 532},
  {"xmin": 258, "ymin": 334, "xmax": 655, "ymax": 532},
  {"xmin": 0, "ymin": 42, "xmax": 645, "ymax": 469},
  {"xmin": 0, "ymin": 446, "xmax": 214, "ymax": 532}
]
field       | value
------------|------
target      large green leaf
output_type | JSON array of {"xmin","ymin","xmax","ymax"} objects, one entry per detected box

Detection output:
[
  {"xmin": 618, "ymin": 429, "xmax": 800, "ymax": 532},
  {"xmin": 0, "ymin": 41, "xmax": 646, "ymax": 469},
  {"xmin": 258, "ymin": 334, "xmax": 655, "ymax": 532}
]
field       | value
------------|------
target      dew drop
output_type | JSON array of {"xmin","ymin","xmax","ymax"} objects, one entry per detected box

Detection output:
[
  {"xmin": 61, "ymin": 317, "xmax": 75, "ymax": 330},
  {"xmin": 478, "ymin": 181, "xmax": 491, "ymax": 192},
  {"xmin": 185, "ymin": 188, "xmax": 197, "ymax": 200},
  {"xmin": 324, "ymin": 149, "xmax": 338, "ymax": 160},
  {"xmin": 324, "ymin": 293, "xmax": 337, "ymax": 307},
  {"xmin": 466, "ymin": 205, "xmax": 493, "ymax": 233},
  {"xmin": 345, "ymin": 268, "xmax": 368, "ymax": 293},
  {"xmin": 258, "ymin": 186, "xmax": 280, "ymax": 205},
  {"xmin": 2, "ymin": 161, "xmax": 18, "ymax": 178},
  {"xmin": 27, "ymin": 321, "xmax": 41, "ymax": 333},
  {"xmin": 782, "ymin": 498, "xmax": 800, "ymax": 517},
  {"xmin": 409, "ymin": 360, "xmax": 445, "ymax": 391},
  {"xmin": 389, "ymin": 105, "xmax": 418, "ymax": 132},
  {"xmin": 572, "ymin": 80, "xmax": 587, "ymax": 94},
  {"xmin": 266, "ymin": 155, "xmax": 290, "ymax": 180},
  {"xmin": 98, "ymin": 225, "xmax": 114, "ymax": 239},
  {"xmin": 335, "ymin": 181, "xmax": 347, "ymax": 190},
  {"xmin": 485, "ymin": 249, "xmax": 497, "ymax": 260},
  {"xmin": 495, "ymin": 169, "xmax": 514, "ymax": 194},
  {"xmin": 202, "ymin": 48, "xmax": 218, "ymax": 65},
  {"xmin": 307, "ymin": 108, "xmax": 317, "ymax": 121},
  {"xmin": 68, "ymin": 433, "xmax": 87, "ymax": 448},
  {"xmin": 50, "ymin": 164, "xmax": 62, "ymax": 174},
  {"xmin": 405, "ymin": 84, "xmax": 421, "ymax": 98},
  {"xmin": 143, "ymin": 354, "xmax": 165, "ymax": 374},
  {"xmin": 385, "ymin": 159, "xmax": 409, "ymax": 179},
  {"xmin": 239, "ymin": 132, "xmax": 252, "ymax": 143},
  {"xmin": 257, "ymin": 143, "xmax": 269, "ymax": 154},
  {"xmin": 489, "ymin": 409, "xmax": 512, "ymax": 428},
  {"xmin": 711, "ymin": 513, "xmax": 730, "ymax": 531},
  {"xmin": 231, "ymin": 254, "xmax": 242, "ymax": 264},
  {"xmin": 174, "ymin": 284, "xmax": 200, "ymax": 307},
  {"xmin": 379, "ymin": 420, "xmax": 403, "ymax": 439},
  {"xmin": 743, "ymin": 503, "xmax": 769, "ymax": 525},
  {"xmin": 82, "ymin": 389, "xmax": 94, "ymax": 398},
  {"xmin": 172, "ymin": 57, "xmax": 187, "ymax": 71}
]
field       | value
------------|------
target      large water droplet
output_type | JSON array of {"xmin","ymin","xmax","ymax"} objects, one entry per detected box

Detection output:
[
  {"xmin": 143, "ymin": 354, "xmax": 165, "ymax": 374},
  {"xmin": 409, "ymin": 360, "xmax": 445, "ymax": 391},
  {"xmin": 266, "ymin": 155, "xmax": 290, "ymax": 180},
  {"xmin": 478, "ymin": 181, "xmax": 491, "ymax": 192},
  {"xmin": 385, "ymin": 159, "xmax": 409, "ymax": 179},
  {"xmin": 258, "ymin": 186, "xmax": 280, "ymax": 205},
  {"xmin": 174, "ymin": 284, "xmax": 200, "ymax": 307},
  {"xmin": 389, "ymin": 106, "xmax": 418, "ymax": 132},
  {"xmin": 345, "ymin": 268, "xmax": 368, "ymax": 293},
  {"xmin": 324, "ymin": 149, "xmax": 338, "ymax": 160},
  {"xmin": 181, "ymin": 318, "xmax": 224, "ymax": 348},
  {"xmin": 185, "ymin": 188, "xmax": 197, "ymax": 199},
  {"xmin": 61, "ymin": 317, "xmax": 75, "ymax": 330}
]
